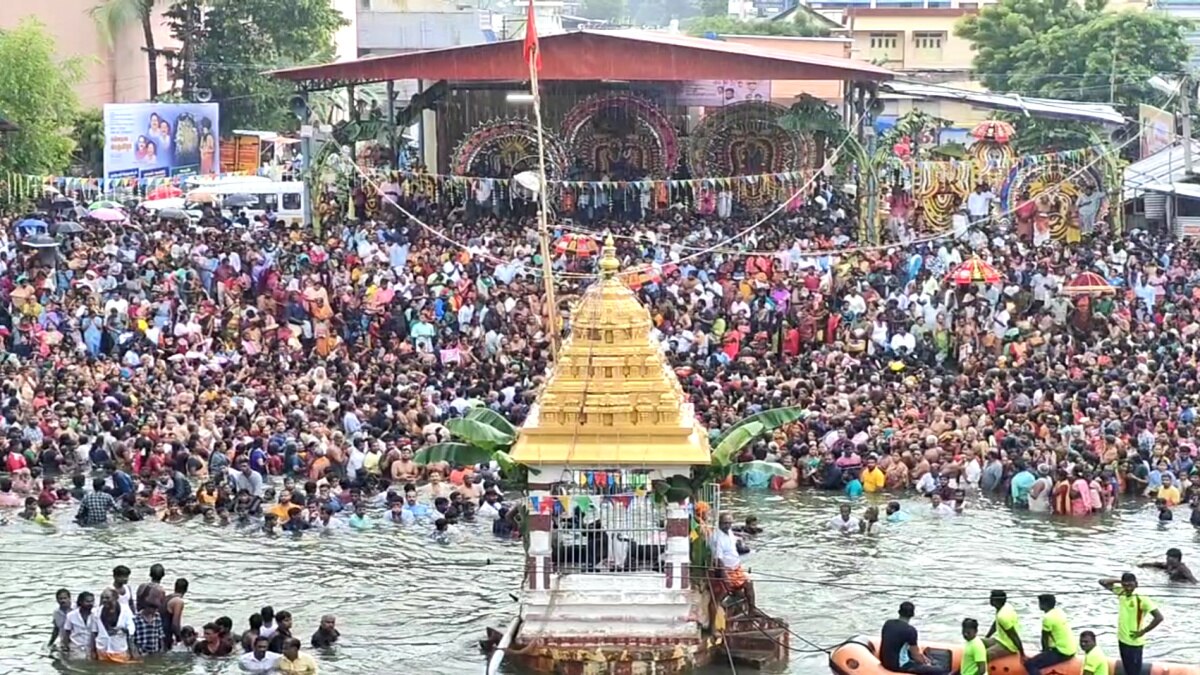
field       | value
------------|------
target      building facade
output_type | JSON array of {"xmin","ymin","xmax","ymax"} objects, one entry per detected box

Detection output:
[{"xmin": 1, "ymin": 0, "xmax": 177, "ymax": 108}]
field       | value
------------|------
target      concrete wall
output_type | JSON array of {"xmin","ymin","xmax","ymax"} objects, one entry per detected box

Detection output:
[
  {"xmin": 720, "ymin": 35, "xmax": 853, "ymax": 104},
  {"xmin": 1, "ymin": 0, "xmax": 176, "ymax": 109}
]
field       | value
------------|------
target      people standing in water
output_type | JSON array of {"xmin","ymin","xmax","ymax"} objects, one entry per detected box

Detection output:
[
  {"xmin": 982, "ymin": 590, "xmax": 1024, "ymax": 661},
  {"xmin": 1099, "ymin": 573, "xmax": 1163, "ymax": 675},
  {"xmin": 1024, "ymin": 594, "xmax": 1076, "ymax": 675}
]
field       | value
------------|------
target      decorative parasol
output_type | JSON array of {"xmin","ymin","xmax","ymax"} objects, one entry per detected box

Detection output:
[
  {"xmin": 945, "ymin": 256, "xmax": 1002, "ymax": 285},
  {"xmin": 1061, "ymin": 271, "xmax": 1115, "ymax": 295},
  {"xmin": 146, "ymin": 185, "xmax": 183, "ymax": 201},
  {"xmin": 555, "ymin": 233, "xmax": 600, "ymax": 257},
  {"xmin": 89, "ymin": 208, "xmax": 127, "ymax": 223},
  {"xmin": 970, "ymin": 120, "xmax": 1016, "ymax": 144},
  {"xmin": 619, "ymin": 266, "xmax": 662, "ymax": 289}
]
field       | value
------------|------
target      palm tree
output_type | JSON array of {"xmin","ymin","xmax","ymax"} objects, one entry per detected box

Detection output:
[{"xmin": 91, "ymin": 0, "xmax": 161, "ymax": 100}]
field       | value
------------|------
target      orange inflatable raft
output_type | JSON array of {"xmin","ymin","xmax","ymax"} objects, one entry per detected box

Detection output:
[{"xmin": 829, "ymin": 635, "xmax": 1200, "ymax": 675}]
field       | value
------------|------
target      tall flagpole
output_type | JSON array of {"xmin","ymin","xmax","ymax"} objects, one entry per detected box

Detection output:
[{"xmin": 526, "ymin": 0, "xmax": 559, "ymax": 361}]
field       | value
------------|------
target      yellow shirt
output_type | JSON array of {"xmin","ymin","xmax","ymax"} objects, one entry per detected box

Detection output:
[
  {"xmin": 961, "ymin": 636, "xmax": 987, "ymax": 675},
  {"xmin": 1083, "ymin": 646, "xmax": 1109, "ymax": 675},
  {"xmin": 862, "ymin": 467, "xmax": 886, "ymax": 493},
  {"xmin": 1114, "ymin": 588, "xmax": 1157, "ymax": 647},
  {"xmin": 994, "ymin": 604, "xmax": 1021, "ymax": 653},
  {"xmin": 1042, "ymin": 608, "xmax": 1077, "ymax": 656},
  {"xmin": 277, "ymin": 652, "xmax": 319, "ymax": 674},
  {"xmin": 1158, "ymin": 485, "xmax": 1181, "ymax": 506}
]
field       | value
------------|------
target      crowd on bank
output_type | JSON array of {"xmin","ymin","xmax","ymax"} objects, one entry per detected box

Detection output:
[
  {"xmin": 0, "ymin": 176, "xmax": 1197, "ymax": 537},
  {"xmin": 50, "ymin": 562, "xmax": 333, "ymax": 672}
]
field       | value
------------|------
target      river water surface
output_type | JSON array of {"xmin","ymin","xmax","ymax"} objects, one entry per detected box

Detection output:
[{"xmin": 3, "ymin": 490, "xmax": 1200, "ymax": 674}]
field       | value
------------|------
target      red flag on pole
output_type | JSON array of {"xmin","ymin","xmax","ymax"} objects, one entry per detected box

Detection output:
[{"xmin": 524, "ymin": 0, "xmax": 542, "ymax": 72}]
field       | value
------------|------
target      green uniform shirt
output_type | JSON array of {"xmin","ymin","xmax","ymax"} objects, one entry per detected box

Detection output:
[
  {"xmin": 995, "ymin": 603, "xmax": 1021, "ymax": 653},
  {"xmin": 1042, "ymin": 607, "xmax": 1077, "ymax": 657},
  {"xmin": 961, "ymin": 637, "xmax": 988, "ymax": 675},
  {"xmin": 1083, "ymin": 646, "xmax": 1110, "ymax": 675},
  {"xmin": 1114, "ymin": 588, "xmax": 1157, "ymax": 647}
]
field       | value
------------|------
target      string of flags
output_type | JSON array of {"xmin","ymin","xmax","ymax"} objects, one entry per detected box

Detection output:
[
  {"xmin": 375, "ymin": 168, "xmax": 817, "ymax": 193},
  {"xmin": 0, "ymin": 171, "xmax": 255, "ymax": 202}
]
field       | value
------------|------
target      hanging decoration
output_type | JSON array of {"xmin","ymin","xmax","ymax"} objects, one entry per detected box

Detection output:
[
  {"xmin": 688, "ymin": 101, "xmax": 812, "ymax": 205},
  {"xmin": 997, "ymin": 148, "xmax": 1105, "ymax": 243},
  {"xmin": 560, "ymin": 93, "xmax": 679, "ymax": 179},
  {"xmin": 912, "ymin": 159, "xmax": 972, "ymax": 228},
  {"xmin": 449, "ymin": 118, "xmax": 570, "ymax": 180}
]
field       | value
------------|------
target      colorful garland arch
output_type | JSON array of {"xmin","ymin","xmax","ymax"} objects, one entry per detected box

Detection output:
[
  {"xmin": 913, "ymin": 161, "xmax": 972, "ymax": 228},
  {"xmin": 998, "ymin": 155, "xmax": 1106, "ymax": 242},
  {"xmin": 560, "ymin": 94, "xmax": 679, "ymax": 178},
  {"xmin": 687, "ymin": 101, "xmax": 812, "ymax": 179},
  {"xmin": 450, "ymin": 118, "xmax": 569, "ymax": 179}
]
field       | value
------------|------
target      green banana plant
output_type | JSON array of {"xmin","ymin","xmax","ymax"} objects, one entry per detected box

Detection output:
[{"xmin": 413, "ymin": 407, "xmax": 530, "ymax": 487}]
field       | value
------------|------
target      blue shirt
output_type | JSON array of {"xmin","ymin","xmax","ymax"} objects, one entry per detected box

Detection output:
[
  {"xmin": 886, "ymin": 511, "xmax": 911, "ymax": 523},
  {"xmin": 845, "ymin": 479, "xmax": 864, "ymax": 499},
  {"xmin": 1011, "ymin": 470, "xmax": 1036, "ymax": 505}
]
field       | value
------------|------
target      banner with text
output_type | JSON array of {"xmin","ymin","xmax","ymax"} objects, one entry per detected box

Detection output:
[
  {"xmin": 1139, "ymin": 104, "xmax": 1176, "ymax": 160},
  {"xmin": 103, "ymin": 103, "xmax": 220, "ymax": 180},
  {"xmin": 675, "ymin": 80, "xmax": 772, "ymax": 106}
]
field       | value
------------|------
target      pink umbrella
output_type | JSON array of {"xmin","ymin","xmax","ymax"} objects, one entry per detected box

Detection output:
[{"xmin": 89, "ymin": 208, "xmax": 127, "ymax": 223}]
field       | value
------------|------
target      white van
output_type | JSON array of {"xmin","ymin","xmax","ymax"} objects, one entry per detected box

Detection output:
[{"xmin": 185, "ymin": 176, "xmax": 307, "ymax": 223}]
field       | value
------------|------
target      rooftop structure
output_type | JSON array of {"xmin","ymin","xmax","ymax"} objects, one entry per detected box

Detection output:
[{"xmin": 510, "ymin": 237, "xmax": 711, "ymax": 468}]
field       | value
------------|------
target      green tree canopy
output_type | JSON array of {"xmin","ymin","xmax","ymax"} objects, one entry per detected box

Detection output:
[
  {"xmin": 958, "ymin": 1, "xmax": 1190, "ymax": 106},
  {"xmin": 685, "ymin": 16, "xmax": 830, "ymax": 38},
  {"xmin": 580, "ymin": 0, "xmax": 627, "ymax": 23},
  {"xmin": 176, "ymin": 0, "xmax": 347, "ymax": 134},
  {"xmin": 0, "ymin": 20, "xmax": 84, "ymax": 175}
]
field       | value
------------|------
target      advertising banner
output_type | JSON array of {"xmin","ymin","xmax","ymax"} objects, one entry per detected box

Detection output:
[
  {"xmin": 1139, "ymin": 103, "xmax": 1175, "ymax": 159},
  {"xmin": 103, "ymin": 103, "xmax": 220, "ymax": 180},
  {"xmin": 676, "ymin": 80, "xmax": 772, "ymax": 106}
]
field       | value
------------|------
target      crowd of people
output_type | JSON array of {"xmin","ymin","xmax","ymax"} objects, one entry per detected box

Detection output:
[
  {"xmin": 49, "ymin": 563, "xmax": 332, "ymax": 672},
  {"xmin": 1, "ymin": 168, "xmax": 1200, "ymax": 670}
]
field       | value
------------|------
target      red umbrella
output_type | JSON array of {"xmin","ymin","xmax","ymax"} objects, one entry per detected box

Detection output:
[
  {"xmin": 970, "ymin": 120, "xmax": 1016, "ymax": 144},
  {"xmin": 147, "ymin": 185, "xmax": 183, "ymax": 200},
  {"xmin": 945, "ymin": 256, "xmax": 1002, "ymax": 285},
  {"xmin": 555, "ymin": 233, "xmax": 600, "ymax": 257},
  {"xmin": 1061, "ymin": 271, "xmax": 1115, "ymax": 295}
]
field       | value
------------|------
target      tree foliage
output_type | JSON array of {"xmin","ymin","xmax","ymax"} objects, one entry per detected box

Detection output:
[
  {"xmin": 175, "ymin": 0, "xmax": 347, "ymax": 134},
  {"xmin": 686, "ymin": 16, "xmax": 830, "ymax": 37},
  {"xmin": 71, "ymin": 109, "xmax": 106, "ymax": 176},
  {"xmin": 0, "ymin": 20, "xmax": 84, "ymax": 175},
  {"xmin": 957, "ymin": 0, "xmax": 1189, "ymax": 108}
]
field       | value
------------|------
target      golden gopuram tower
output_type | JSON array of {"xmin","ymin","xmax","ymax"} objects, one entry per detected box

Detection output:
[{"xmin": 510, "ymin": 235, "xmax": 711, "ymax": 477}]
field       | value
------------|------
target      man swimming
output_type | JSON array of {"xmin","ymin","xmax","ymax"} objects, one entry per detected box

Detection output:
[{"xmin": 1139, "ymin": 547, "xmax": 1197, "ymax": 583}]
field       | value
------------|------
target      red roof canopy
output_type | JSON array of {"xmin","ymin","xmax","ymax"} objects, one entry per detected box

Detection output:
[{"xmin": 271, "ymin": 29, "xmax": 893, "ymax": 85}]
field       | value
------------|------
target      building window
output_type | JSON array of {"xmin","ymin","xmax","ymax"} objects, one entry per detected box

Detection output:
[
  {"xmin": 869, "ymin": 33, "xmax": 899, "ymax": 51},
  {"xmin": 913, "ymin": 31, "xmax": 945, "ymax": 58}
]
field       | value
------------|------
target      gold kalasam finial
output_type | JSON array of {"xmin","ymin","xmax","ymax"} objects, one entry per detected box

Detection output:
[{"xmin": 599, "ymin": 234, "xmax": 619, "ymax": 276}]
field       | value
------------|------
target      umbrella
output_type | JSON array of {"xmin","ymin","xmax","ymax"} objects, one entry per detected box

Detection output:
[
  {"xmin": 51, "ymin": 221, "xmax": 85, "ymax": 235},
  {"xmin": 42, "ymin": 185, "xmax": 61, "ymax": 196},
  {"xmin": 21, "ymin": 234, "xmax": 60, "ymax": 249},
  {"xmin": 223, "ymin": 194, "xmax": 258, "ymax": 208},
  {"xmin": 50, "ymin": 197, "xmax": 75, "ymax": 209},
  {"xmin": 555, "ymin": 233, "xmax": 600, "ymax": 257},
  {"xmin": 89, "ymin": 208, "xmax": 127, "ymax": 223},
  {"xmin": 15, "ymin": 218, "xmax": 48, "ymax": 233},
  {"xmin": 157, "ymin": 208, "xmax": 190, "ymax": 221},
  {"xmin": 142, "ymin": 197, "xmax": 186, "ymax": 211},
  {"xmin": 620, "ymin": 266, "xmax": 662, "ymax": 289},
  {"xmin": 88, "ymin": 200, "xmax": 123, "ymax": 211},
  {"xmin": 186, "ymin": 190, "xmax": 218, "ymax": 204},
  {"xmin": 1061, "ymin": 271, "xmax": 1115, "ymax": 295},
  {"xmin": 945, "ymin": 256, "xmax": 1002, "ymax": 285},
  {"xmin": 147, "ymin": 185, "xmax": 183, "ymax": 201},
  {"xmin": 72, "ymin": 206, "xmax": 89, "ymax": 220},
  {"xmin": 970, "ymin": 120, "xmax": 1016, "ymax": 144}
]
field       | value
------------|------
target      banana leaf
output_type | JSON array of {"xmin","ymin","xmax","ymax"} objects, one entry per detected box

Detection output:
[
  {"xmin": 711, "ymin": 421, "xmax": 765, "ymax": 468},
  {"xmin": 446, "ymin": 417, "xmax": 514, "ymax": 452},
  {"xmin": 718, "ymin": 407, "xmax": 807, "ymax": 444},
  {"xmin": 731, "ymin": 460, "xmax": 792, "ymax": 479},
  {"xmin": 465, "ymin": 406, "xmax": 517, "ymax": 438},
  {"xmin": 414, "ymin": 442, "xmax": 493, "ymax": 466}
]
